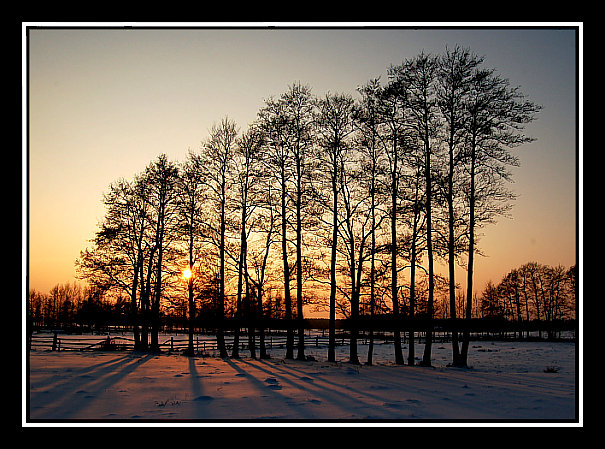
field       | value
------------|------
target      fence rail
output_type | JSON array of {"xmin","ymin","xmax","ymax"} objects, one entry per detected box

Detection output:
[
  {"xmin": 28, "ymin": 327, "xmax": 574, "ymax": 354},
  {"xmin": 28, "ymin": 332, "xmax": 390, "ymax": 353}
]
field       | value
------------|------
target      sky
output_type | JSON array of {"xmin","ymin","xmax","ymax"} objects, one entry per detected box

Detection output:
[{"xmin": 24, "ymin": 24, "xmax": 580, "ymax": 307}]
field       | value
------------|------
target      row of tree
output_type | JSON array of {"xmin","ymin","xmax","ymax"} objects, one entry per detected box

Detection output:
[
  {"xmin": 28, "ymin": 260, "xmax": 576, "ymax": 334},
  {"xmin": 72, "ymin": 46, "xmax": 544, "ymax": 367},
  {"xmin": 28, "ymin": 282, "xmax": 127, "ymax": 331},
  {"xmin": 479, "ymin": 262, "xmax": 576, "ymax": 338}
]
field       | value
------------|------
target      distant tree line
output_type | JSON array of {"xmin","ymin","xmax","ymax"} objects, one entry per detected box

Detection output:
[
  {"xmin": 38, "ymin": 46, "xmax": 550, "ymax": 367},
  {"xmin": 28, "ymin": 260, "xmax": 576, "ymax": 338},
  {"xmin": 478, "ymin": 262, "xmax": 576, "ymax": 339},
  {"xmin": 28, "ymin": 282, "xmax": 126, "ymax": 332}
]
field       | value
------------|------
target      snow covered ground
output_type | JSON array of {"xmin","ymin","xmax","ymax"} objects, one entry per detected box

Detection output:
[{"xmin": 25, "ymin": 337, "xmax": 579, "ymax": 425}]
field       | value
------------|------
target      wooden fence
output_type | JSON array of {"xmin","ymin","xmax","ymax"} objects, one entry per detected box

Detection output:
[
  {"xmin": 29, "ymin": 330, "xmax": 433, "ymax": 353},
  {"xmin": 28, "ymin": 327, "xmax": 573, "ymax": 354},
  {"xmin": 28, "ymin": 332, "xmax": 354, "ymax": 353}
]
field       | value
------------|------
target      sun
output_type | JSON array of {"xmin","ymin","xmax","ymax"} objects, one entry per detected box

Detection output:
[{"xmin": 183, "ymin": 268, "xmax": 192, "ymax": 280}]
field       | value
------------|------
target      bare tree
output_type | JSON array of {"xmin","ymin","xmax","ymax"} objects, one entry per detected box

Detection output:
[
  {"xmin": 230, "ymin": 126, "xmax": 264, "ymax": 358},
  {"xmin": 314, "ymin": 92, "xmax": 356, "ymax": 362},
  {"xmin": 435, "ymin": 45, "xmax": 483, "ymax": 366},
  {"xmin": 282, "ymin": 82, "xmax": 316, "ymax": 361},
  {"xmin": 353, "ymin": 79, "xmax": 389, "ymax": 365},
  {"xmin": 481, "ymin": 262, "xmax": 576, "ymax": 338},
  {"xmin": 256, "ymin": 96, "xmax": 296, "ymax": 358},
  {"xmin": 337, "ymin": 149, "xmax": 387, "ymax": 364},
  {"xmin": 247, "ymin": 177, "xmax": 279, "ymax": 359},
  {"xmin": 459, "ymin": 67, "xmax": 540, "ymax": 366},
  {"xmin": 199, "ymin": 117, "xmax": 239, "ymax": 358},
  {"xmin": 145, "ymin": 154, "xmax": 180, "ymax": 352},
  {"xmin": 76, "ymin": 175, "xmax": 152, "ymax": 349},
  {"xmin": 378, "ymin": 71, "xmax": 411, "ymax": 365},
  {"xmin": 176, "ymin": 150, "xmax": 206, "ymax": 356},
  {"xmin": 391, "ymin": 52, "xmax": 440, "ymax": 366},
  {"xmin": 399, "ymin": 148, "xmax": 426, "ymax": 366}
]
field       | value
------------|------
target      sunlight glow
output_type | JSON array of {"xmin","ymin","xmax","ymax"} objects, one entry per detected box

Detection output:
[{"xmin": 182, "ymin": 268, "xmax": 192, "ymax": 280}]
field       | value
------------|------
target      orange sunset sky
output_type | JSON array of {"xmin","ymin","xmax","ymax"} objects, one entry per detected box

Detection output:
[{"xmin": 24, "ymin": 24, "xmax": 580, "ymax": 313}]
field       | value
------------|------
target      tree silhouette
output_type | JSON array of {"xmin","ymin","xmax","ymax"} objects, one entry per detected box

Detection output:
[
  {"xmin": 435, "ymin": 45, "xmax": 483, "ymax": 366},
  {"xmin": 176, "ymin": 150, "xmax": 206, "ymax": 356},
  {"xmin": 144, "ymin": 154, "xmax": 180, "ymax": 352},
  {"xmin": 198, "ymin": 117, "xmax": 238, "ymax": 358},
  {"xmin": 314, "ymin": 92, "xmax": 356, "ymax": 362},
  {"xmin": 282, "ymin": 82, "xmax": 316, "ymax": 361},
  {"xmin": 69, "ymin": 46, "xmax": 549, "ymax": 368},
  {"xmin": 374, "ymin": 76, "xmax": 409, "ymax": 365},
  {"xmin": 459, "ymin": 67, "xmax": 541, "ymax": 366},
  {"xmin": 353, "ymin": 79, "xmax": 389, "ymax": 365}
]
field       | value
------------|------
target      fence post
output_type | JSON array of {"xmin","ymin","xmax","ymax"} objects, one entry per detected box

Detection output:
[
  {"xmin": 52, "ymin": 332, "xmax": 57, "ymax": 351},
  {"xmin": 170, "ymin": 337, "xmax": 174, "ymax": 352}
]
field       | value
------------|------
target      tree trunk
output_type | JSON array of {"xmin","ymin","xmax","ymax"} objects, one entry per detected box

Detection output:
[
  {"xmin": 187, "ymin": 277, "xmax": 194, "ymax": 355},
  {"xmin": 328, "ymin": 160, "xmax": 338, "ymax": 363},
  {"xmin": 151, "ymin": 199, "xmax": 166, "ymax": 353},
  {"xmin": 281, "ymin": 169, "xmax": 294, "ymax": 359},
  {"xmin": 246, "ymin": 269, "xmax": 256, "ymax": 359},
  {"xmin": 391, "ymin": 147, "xmax": 404, "ymax": 365},
  {"xmin": 257, "ymin": 288, "xmax": 268, "ymax": 359},
  {"xmin": 217, "ymin": 191, "xmax": 228, "ymax": 358},
  {"xmin": 422, "ymin": 136, "xmax": 435, "ymax": 367},
  {"xmin": 448, "ymin": 135, "xmax": 462, "ymax": 366},
  {"xmin": 232, "ymin": 224, "xmax": 245, "ymax": 359},
  {"xmin": 186, "ymin": 232, "xmax": 195, "ymax": 356},
  {"xmin": 367, "ymin": 174, "xmax": 376, "ymax": 366},
  {"xmin": 408, "ymin": 215, "xmax": 417, "ymax": 366},
  {"xmin": 296, "ymin": 160, "xmax": 305, "ymax": 361},
  {"xmin": 131, "ymin": 264, "xmax": 140, "ymax": 350},
  {"xmin": 349, "ymin": 235, "xmax": 359, "ymax": 365},
  {"xmin": 460, "ymin": 139, "xmax": 476, "ymax": 367},
  {"xmin": 257, "ymin": 214, "xmax": 273, "ymax": 360},
  {"xmin": 139, "ymin": 262, "xmax": 149, "ymax": 351}
]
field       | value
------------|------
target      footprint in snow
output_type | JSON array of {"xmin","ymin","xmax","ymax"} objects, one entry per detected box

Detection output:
[
  {"xmin": 264, "ymin": 377, "xmax": 282, "ymax": 390},
  {"xmin": 383, "ymin": 401, "xmax": 403, "ymax": 408}
]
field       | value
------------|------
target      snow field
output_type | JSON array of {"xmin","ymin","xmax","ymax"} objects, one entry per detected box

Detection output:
[{"xmin": 26, "ymin": 339, "xmax": 577, "ymax": 423}]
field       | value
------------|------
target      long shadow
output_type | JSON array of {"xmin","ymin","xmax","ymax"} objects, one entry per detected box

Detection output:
[
  {"xmin": 29, "ymin": 352, "xmax": 137, "ymax": 392},
  {"xmin": 269, "ymin": 359, "xmax": 542, "ymax": 420},
  {"xmin": 223, "ymin": 358, "xmax": 289, "ymax": 399},
  {"xmin": 186, "ymin": 357, "xmax": 217, "ymax": 419},
  {"xmin": 235, "ymin": 358, "xmax": 378, "ymax": 419},
  {"xmin": 253, "ymin": 358, "xmax": 425, "ymax": 419},
  {"xmin": 29, "ymin": 352, "xmax": 156, "ymax": 420},
  {"xmin": 223, "ymin": 358, "xmax": 324, "ymax": 419}
]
